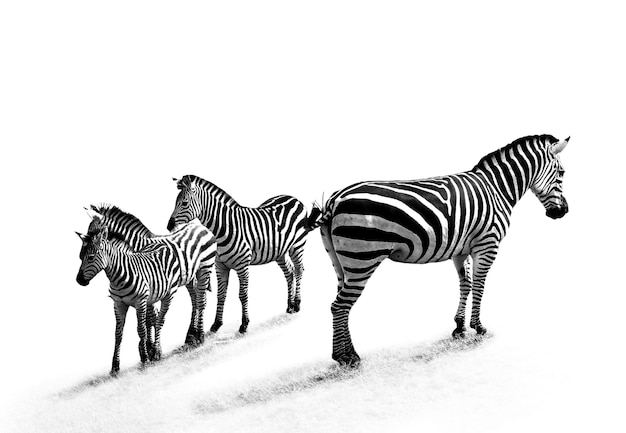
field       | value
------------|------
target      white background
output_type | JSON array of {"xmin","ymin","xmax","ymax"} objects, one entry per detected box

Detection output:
[{"xmin": 1, "ymin": 1, "xmax": 624, "ymax": 432}]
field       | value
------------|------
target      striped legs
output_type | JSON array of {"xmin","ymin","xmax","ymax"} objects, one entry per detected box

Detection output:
[
  {"xmin": 331, "ymin": 260, "xmax": 383, "ymax": 367},
  {"xmin": 452, "ymin": 254, "xmax": 472, "ymax": 338},
  {"xmin": 236, "ymin": 267, "xmax": 251, "ymax": 333},
  {"xmin": 469, "ymin": 246, "xmax": 499, "ymax": 335},
  {"xmin": 277, "ymin": 256, "xmax": 296, "ymax": 313},
  {"xmin": 290, "ymin": 241, "xmax": 306, "ymax": 312},
  {"xmin": 152, "ymin": 294, "xmax": 173, "ymax": 361},
  {"xmin": 147, "ymin": 304, "xmax": 159, "ymax": 360},
  {"xmin": 185, "ymin": 280, "xmax": 199, "ymax": 344},
  {"xmin": 185, "ymin": 275, "xmax": 209, "ymax": 346},
  {"xmin": 324, "ymin": 225, "xmax": 385, "ymax": 367},
  {"xmin": 111, "ymin": 301, "xmax": 129, "ymax": 375},
  {"xmin": 210, "ymin": 262, "xmax": 230, "ymax": 333},
  {"xmin": 135, "ymin": 297, "xmax": 149, "ymax": 365}
]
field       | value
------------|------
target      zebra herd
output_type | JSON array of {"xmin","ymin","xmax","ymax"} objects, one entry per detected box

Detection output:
[{"xmin": 75, "ymin": 134, "xmax": 570, "ymax": 373}]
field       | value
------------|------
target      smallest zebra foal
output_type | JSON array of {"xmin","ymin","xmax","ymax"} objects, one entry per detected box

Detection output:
[{"xmin": 76, "ymin": 219, "xmax": 215, "ymax": 374}]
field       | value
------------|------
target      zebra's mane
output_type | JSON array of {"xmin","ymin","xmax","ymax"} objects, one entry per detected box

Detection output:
[
  {"xmin": 87, "ymin": 203, "xmax": 155, "ymax": 250},
  {"xmin": 473, "ymin": 134, "xmax": 559, "ymax": 171},
  {"xmin": 181, "ymin": 175, "xmax": 239, "ymax": 206}
]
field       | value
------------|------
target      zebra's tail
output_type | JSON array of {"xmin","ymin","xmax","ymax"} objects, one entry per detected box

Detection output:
[{"xmin": 305, "ymin": 201, "xmax": 332, "ymax": 232}]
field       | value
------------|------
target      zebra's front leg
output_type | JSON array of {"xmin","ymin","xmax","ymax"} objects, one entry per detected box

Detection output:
[
  {"xmin": 469, "ymin": 247, "xmax": 499, "ymax": 335},
  {"xmin": 185, "ymin": 278, "xmax": 199, "ymax": 345},
  {"xmin": 111, "ymin": 302, "xmax": 129, "ymax": 375},
  {"xmin": 153, "ymin": 294, "xmax": 173, "ymax": 361},
  {"xmin": 135, "ymin": 297, "xmax": 149, "ymax": 365},
  {"xmin": 452, "ymin": 255, "xmax": 472, "ymax": 338},
  {"xmin": 210, "ymin": 263, "xmax": 230, "ymax": 333},
  {"xmin": 192, "ymin": 270, "xmax": 208, "ymax": 344},
  {"xmin": 236, "ymin": 266, "xmax": 251, "ymax": 333},
  {"xmin": 277, "ymin": 256, "xmax": 296, "ymax": 313}
]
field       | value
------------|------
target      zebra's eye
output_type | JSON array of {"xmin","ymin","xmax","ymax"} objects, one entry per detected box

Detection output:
[{"xmin": 182, "ymin": 201, "xmax": 189, "ymax": 206}]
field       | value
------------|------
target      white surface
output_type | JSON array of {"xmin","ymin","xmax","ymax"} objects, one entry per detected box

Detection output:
[{"xmin": 1, "ymin": 1, "xmax": 624, "ymax": 432}]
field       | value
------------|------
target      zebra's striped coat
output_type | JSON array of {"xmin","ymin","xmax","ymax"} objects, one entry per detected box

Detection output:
[
  {"xmin": 309, "ymin": 134, "xmax": 569, "ymax": 366},
  {"xmin": 167, "ymin": 176, "xmax": 312, "ymax": 333},
  {"xmin": 76, "ymin": 218, "xmax": 215, "ymax": 374}
]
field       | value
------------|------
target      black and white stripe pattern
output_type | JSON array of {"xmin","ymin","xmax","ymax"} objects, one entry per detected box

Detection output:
[
  {"xmin": 308, "ymin": 134, "xmax": 570, "ymax": 366},
  {"xmin": 76, "ymin": 217, "xmax": 216, "ymax": 374},
  {"xmin": 82, "ymin": 204, "xmax": 217, "ymax": 346},
  {"xmin": 167, "ymin": 175, "xmax": 312, "ymax": 333}
]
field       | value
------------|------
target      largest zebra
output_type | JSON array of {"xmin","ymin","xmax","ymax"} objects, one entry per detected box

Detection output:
[
  {"xmin": 167, "ymin": 175, "xmax": 312, "ymax": 333},
  {"xmin": 308, "ymin": 134, "xmax": 570, "ymax": 366}
]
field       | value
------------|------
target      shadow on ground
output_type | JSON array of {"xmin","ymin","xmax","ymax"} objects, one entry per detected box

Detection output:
[
  {"xmin": 195, "ymin": 332, "xmax": 492, "ymax": 414},
  {"xmin": 56, "ymin": 313, "xmax": 299, "ymax": 399}
]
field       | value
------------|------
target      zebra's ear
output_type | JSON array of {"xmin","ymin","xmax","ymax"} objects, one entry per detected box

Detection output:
[
  {"xmin": 189, "ymin": 179, "xmax": 197, "ymax": 192},
  {"xmin": 174, "ymin": 177, "xmax": 185, "ymax": 190},
  {"xmin": 84, "ymin": 207, "xmax": 103, "ymax": 222},
  {"xmin": 75, "ymin": 232, "xmax": 88, "ymax": 242},
  {"xmin": 551, "ymin": 136, "xmax": 569, "ymax": 155}
]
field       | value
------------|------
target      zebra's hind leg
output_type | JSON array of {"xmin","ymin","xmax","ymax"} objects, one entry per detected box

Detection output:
[
  {"xmin": 289, "ymin": 241, "xmax": 306, "ymax": 312},
  {"xmin": 451, "ymin": 255, "xmax": 472, "ymax": 338},
  {"xmin": 147, "ymin": 304, "xmax": 159, "ymax": 360},
  {"xmin": 327, "ymin": 232, "xmax": 385, "ymax": 367},
  {"xmin": 185, "ymin": 278, "xmax": 203, "ymax": 346},
  {"xmin": 469, "ymin": 247, "xmax": 499, "ymax": 335},
  {"xmin": 236, "ymin": 266, "xmax": 251, "ymax": 333},
  {"xmin": 210, "ymin": 263, "xmax": 230, "ymax": 333},
  {"xmin": 135, "ymin": 297, "xmax": 149, "ymax": 365},
  {"xmin": 153, "ymin": 293, "xmax": 173, "ymax": 361},
  {"xmin": 277, "ymin": 256, "xmax": 296, "ymax": 313}
]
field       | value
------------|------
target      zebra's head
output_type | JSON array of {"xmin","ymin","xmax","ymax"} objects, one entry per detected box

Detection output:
[
  {"xmin": 76, "ymin": 225, "xmax": 109, "ymax": 286},
  {"xmin": 530, "ymin": 136, "xmax": 570, "ymax": 220},
  {"xmin": 168, "ymin": 176, "xmax": 202, "ymax": 231}
]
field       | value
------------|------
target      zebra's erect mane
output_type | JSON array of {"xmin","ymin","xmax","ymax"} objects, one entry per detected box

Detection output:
[
  {"xmin": 181, "ymin": 175, "xmax": 239, "ymax": 207},
  {"xmin": 88, "ymin": 203, "xmax": 155, "ymax": 246},
  {"xmin": 472, "ymin": 134, "xmax": 559, "ymax": 171}
]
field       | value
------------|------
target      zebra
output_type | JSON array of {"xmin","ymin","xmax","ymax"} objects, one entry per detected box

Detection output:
[
  {"xmin": 76, "ymin": 217, "xmax": 216, "ymax": 374},
  {"xmin": 81, "ymin": 204, "xmax": 217, "ymax": 346},
  {"xmin": 167, "ymin": 175, "xmax": 312, "ymax": 334},
  {"xmin": 307, "ymin": 134, "xmax": 570, "ymax": 366}
]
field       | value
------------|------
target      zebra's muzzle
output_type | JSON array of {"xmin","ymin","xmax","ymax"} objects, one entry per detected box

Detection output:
[
  {"xmin": 76, "ymin": 272, "xmax": 90, "ymax": 286},
  {"xmin": 546, "ymin": 197, "xmax": 568, "ymax": 219},
  {"xmin": 167, "ymin": 218, "xmax": 176, "ymax": 231}
]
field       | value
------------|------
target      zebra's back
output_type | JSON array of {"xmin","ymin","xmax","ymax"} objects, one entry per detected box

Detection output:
[
  {"xmin": 226, "ymin": 196, "xmax": 308, "ymax": 266},
  {"xmin": 326, "ymin": 173, "xmax": 497, "ymax": 264}
]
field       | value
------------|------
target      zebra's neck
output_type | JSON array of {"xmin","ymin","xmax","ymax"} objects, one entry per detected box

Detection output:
[
  {"xmin": 198, "ymin": 187, "xmax": 240, "ymax": 238},
  {"xmin": 472, "ymin": 139, "xmax": 543, "ymax": 210},
  {"xmin": 102, "ymin": 240, "xmax": 135, "ymax": 287}
]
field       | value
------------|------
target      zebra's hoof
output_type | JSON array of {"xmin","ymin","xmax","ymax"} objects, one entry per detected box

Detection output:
[
  {"xmin": 210, "ymin": 321, "xmax": 223, "ymax": 333},
  {"xmin": 333, "ymin": 350, "xmax": 361, "ymax": 368},
  {"xmin": 185, "ymin": 331, "xmax": 204, "ymax": 347},
  {"xmin": 238, "ymin": 325, "xmax": 248, "ymax": 334},
  {"xmin": 286, "ymin": 305, "xmax": 296, "ymax": 314},
  {"xmin": 452, "ymin": 328, "xmax": 466, "ymax": 339},
  {"xmin": 470, "ymin": 322, "xmax": 487, "ymax": 335},
  {"xmin": 293, "ymin": 299, "xmax": 301, "ymax": 313}
]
